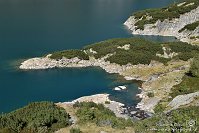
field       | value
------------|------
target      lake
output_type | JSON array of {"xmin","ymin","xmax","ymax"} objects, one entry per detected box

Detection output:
[{"xmin": 0, "ymin": 0, "xmax": 178, "ymax": 113}]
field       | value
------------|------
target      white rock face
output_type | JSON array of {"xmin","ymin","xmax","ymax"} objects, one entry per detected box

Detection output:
[
  {"xmin": 167, "ymin": 91, "xmax": 199, "ymax": 111},
  {"xmin": 124, "ymin": 6, "xmax": 199, "ymax": 44}
]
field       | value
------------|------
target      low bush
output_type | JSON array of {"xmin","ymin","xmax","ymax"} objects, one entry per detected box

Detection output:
[
  {"xmin": 147, "ymin": 92, "xmax": 154, "ymax": 98},
  {"xmin": 48, "ymin": 38, "xmax": 199, "ymax": 66},
  {"xmin": 170, "ymin": 75, "xmax": 199, "ymax": 98},
  {"xmin": 0, "ymin": 102, "xmax": 70, "ymax": 133},
  {"xmin": 135, "ymin": 106, "xmax": 199, "ymax": 133},
  {"xmin": 70, "ymin": 127, "xmax": 82, "ymax": 133},
  {"xmin": 190, "ymin": 55, "xmax": 199, "ymax": 77},
  {"xmin": 50, "ymin": 49, "xmax": 89, "ymax": 60},
  {"xmin": 84, "ymin": 38, "xmax": 199, "ymax": 65},
  {"xmin": 73, "ymin": 102, "xmax": 133, "ymax": 129}
]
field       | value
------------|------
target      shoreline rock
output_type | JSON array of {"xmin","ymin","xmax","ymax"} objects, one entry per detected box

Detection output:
[{"xmin": 124, "ymin": 6, "xmax": 199, "ymax": 45}]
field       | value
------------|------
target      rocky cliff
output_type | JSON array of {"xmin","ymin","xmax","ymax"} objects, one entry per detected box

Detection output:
[{"xmin": 124, "ymin": 1, "xmax": 199, "ymax": 45}]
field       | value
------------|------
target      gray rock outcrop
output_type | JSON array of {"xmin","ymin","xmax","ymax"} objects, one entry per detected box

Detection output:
[
  {"xmin": 167, "ymin": 91, "xmax": 199, "ymax": 111},
  {"xmin": 124, "ymin": 5, "xmax": 199, "ymax": 44}
]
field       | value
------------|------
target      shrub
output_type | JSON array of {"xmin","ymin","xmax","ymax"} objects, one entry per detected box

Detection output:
[
  {"xmin": 0, "ymin": 102, "xmax": 70, "ymax": 133},
  {"xmin": 47, "ymin": 38, "xmax": 199, "ymax": 66},
  {"xmin": 190, "ymin": 55, "xmax": 199, "ymax": 77},
  {"xmin": 105, "ymin": 101, "xmax": 110, "ymax": 104},
  {"xmin": 135, "ymin": 106, "xmax": 199, "ymax": 133},
  {"xmin": 50, "ymin": 49, "xmax": 89, "ymax": 60},
  {"xmin": 74, "ymin": 102, "xmax": 133, "ymax": 129},
  {"xmin": 147, "ymin": 92, "xmax": 154, "ymax": 98},
  {"xmin": 70, "ymin": 127, "xmax": 82, "ymax": 133},
  {"xmin": 170, "ymin": 74, "xmax": 199, "ymax": 98}
]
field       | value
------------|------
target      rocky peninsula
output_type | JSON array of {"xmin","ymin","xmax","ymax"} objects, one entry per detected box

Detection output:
[
  {"xmin": 124, "ymin": 0, "xmax": 199, "ymax": 45},
  {"xmin": 20, "ymin": 37, "xmax": 198, "ymax": 114}
]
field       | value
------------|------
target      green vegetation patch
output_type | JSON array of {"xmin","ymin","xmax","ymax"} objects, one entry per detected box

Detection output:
[
  {"xmin": 50, "ymin": 49, "xmax": 89, "ymax": 60},
  {"xmin": 135, "ymin": 106, "xmax": 199, "ymax": 133},
  {"xmin": 84, "ymin": 38, "xmax": 153, "ymax": 59},
  {"xmin": 0, "ymin": 102, "xmax": 70, "ymax": 133},
  {"xmin": 70, "ymin": 127, "xmax": 82, "ymax": 133},
  {"xmin": 48, "ymin": 38, "xmax": 199, "ymax": 66},
  {"xmin": 170, "ymin": 55, "xmax": 199, "ymax": 98},
  {"xmin": 85, "ymin": 38, "xmax": 162, "ymax": 65},
  {"xmin": 190, "ymin": 55, "xmax": 199, "ymax": 77},
  {"xmin": 179, "ymin": 21, "xmax": 199, "ymax": 32},
  {"xmin": 73, "ymin": 102, "xmax": 133, "ymax": 129},
  {"xmin": 84, "ymin": 38, "xmax": 199, "ymax": 65},
  {"xmin": 133, "ymin": 0, "xmax": 199, "ymax": 30}
]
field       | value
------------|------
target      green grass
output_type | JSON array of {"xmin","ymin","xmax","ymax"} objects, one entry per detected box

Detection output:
[
  {"xmin": 0, "ymin": 102, "xmax": 70, "ymax": 133},
  {"xmin": 179, "ymin": 21, "xmax": 199, "ymax": 32},
  {"xmin": 133, "ymin": 0, "xmax": 199, "ymax": 30}
]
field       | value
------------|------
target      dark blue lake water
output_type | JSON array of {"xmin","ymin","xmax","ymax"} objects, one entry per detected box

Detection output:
[{"xmin": 0, "ymin": 0, "xmax": 178, "ymax": 113}]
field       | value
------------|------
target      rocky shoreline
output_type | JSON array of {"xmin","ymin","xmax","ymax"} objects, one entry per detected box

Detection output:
[
  {"xmin": 56, "ymin": 94, "xmax": 153, "ymax": 120},
  {"xmin": 20, "ymin": 55, "xmax": 190, "ymax": 114},
  {"xmin": 124, "ymin": 5, "xmax": 199, "ymax": 45},
  {"xmin": 56, "ymin": 94, "xmax": 130, "ymax": 119}
]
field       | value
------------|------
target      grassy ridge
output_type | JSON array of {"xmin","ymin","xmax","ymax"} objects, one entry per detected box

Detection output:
[
  {"xmin": 133, "ymin": 0, "xmax": 199, "ymax": 30},
  {"xmin": 0, "ymin": 102, "xmax": 70, "ymax": 133}
]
